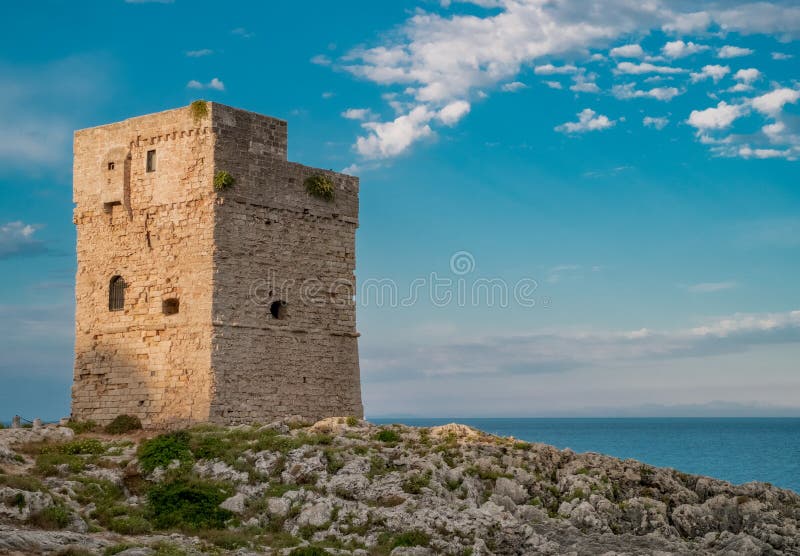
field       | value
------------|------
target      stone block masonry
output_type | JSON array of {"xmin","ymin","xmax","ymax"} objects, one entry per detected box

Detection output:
[{"xmin": 72, "ymin": 103, "xmax": 363, "ymax": 428}]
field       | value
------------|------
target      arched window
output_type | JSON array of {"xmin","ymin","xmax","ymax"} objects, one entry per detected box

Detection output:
[{"xmin": 109, "ymin": 276, "xmax": 125, "ymax": 311}]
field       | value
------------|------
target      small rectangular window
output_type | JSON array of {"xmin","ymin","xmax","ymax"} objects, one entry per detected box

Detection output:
[
  {"xmin": 108, "ymin": 162, "xmax": 115, "ymax": 171},
  {"xmin": 146, "ymin": 150, "xmax": 156, "ymax": 172}
]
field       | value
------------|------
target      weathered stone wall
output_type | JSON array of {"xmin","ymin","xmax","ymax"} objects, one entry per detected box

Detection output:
[
  {"xmin": 72, "ymin": 107, "xmax": 216, "ymax": 427},
  {"xmin": 72, "ymin": 103, "xmax": 362, "ymax": 428},
  {"xmin": 209, "ymin": 104, "xmax": 363, "ymax": 423}
]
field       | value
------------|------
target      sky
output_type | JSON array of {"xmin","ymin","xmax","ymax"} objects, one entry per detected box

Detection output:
[{"xmin": 1, "ymin": 0, "xmax": 799, "ymax": 420}]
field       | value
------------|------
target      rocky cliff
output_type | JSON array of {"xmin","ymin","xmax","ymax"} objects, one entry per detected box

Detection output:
[{"xmin": 0, "ymin": 418, "xmax": 798, "ymax": 555}]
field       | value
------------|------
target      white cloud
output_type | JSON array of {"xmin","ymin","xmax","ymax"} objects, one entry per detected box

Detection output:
[
  {"xmin": 687, "ymin": 101, "xmax": 744, "ymax": 130},
  {"xmin": 738, "ymin": 146, "xmax": 796, "ymax": 159},
  {"xmin": 187, "ymin": 77, "xmax": 225, "ymax": 91},
  {"xmin": 643, "ymin": 116, "xmax": 669, "ymax": 129},
  {"xmin": 614, "ymin": 61, "xmax": 686, "ymax": 75},
  {"xmin": 501, "ymin": 81, "xmax": 527, "ymax": 92},
  {"xmin": 534, "ymin": 64, "xmax": 578, "ymax": 75},
  {"xmin": 321, "ymin": 91, "xmax": 335, "ymax": 99},
  {"xmin": 342, "ymin": 108, "xmax": 377, "ymax": 121},
  {"xmin": 687, "ymin": 281, "xmax": 737, "ymax": 293},
  {"xmin": 771, "ymin": 52, "xmax": 793, "ymax": 60},
  {"xmin": 609, "ymin": 44, "xmax": 644, "ymax": 58},
  {"xmin": 355, "ymin": 106, "xmax": 435, "ymax": 159},
  {"xmin": 750, "ymin": 87, "xmax": 800, "ymax": 116},
  {"xmin": 437, "ymin": 100, "xmax": 471, "ymax": 126},
  {"xmin": 337, "ymin": 0, "xmax": 800, "ymax": 162},
  {"xmin": 717, "ymin": 45, "xmax": 754, "ymax": 58},
  {"xmin": 555, "ymin": 108, "xmax": 616, "ymax": 134},
  {"xmin": 543, "ymin": 80, "xmax": 563, "ymax": 90},
  {"xmin": 734, "ymin": 68, "xmax": 761, "ymax": 83},
  {"xmin": 613, "ymin": 83, "xmax": 681, "ymax": 102},
  {"xmin": 570, "ymin": 72, "xmax": 600, "ymax": 93},
  {"xmin": 662, "ymin": 40, "xmax": 708, "ymax": 59},
  {"xmin": 690, "ymin": 64, "xmax": 730, "ymax": 83}
]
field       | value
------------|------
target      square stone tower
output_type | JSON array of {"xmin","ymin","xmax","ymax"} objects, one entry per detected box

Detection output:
[{"xmin": 72, "ymin": 102, "xmax": 363, "ymax": 428}]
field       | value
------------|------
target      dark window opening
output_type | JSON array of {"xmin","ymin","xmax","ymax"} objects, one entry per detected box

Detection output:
[
  {"xmin": 103, "ymin": 201, "xmax": 122, "ymax": 213},
  {"xmin": 146, "ymin": 150, "xmax": 156, "ymax": 172},
  {"xmin": 270, "ymin": 300, "xmax": 287, "ymax": 320},
  {"xmin": 302, "ymin": 377, "xmax": 307, "ymax": 384},
  {"xmin": 108, "ymin": 161, "xmax": 115, "ymax": 171},
  {"xmin": 109, "ymin": 276, "xmax": 125, "ymax": 311},
  {"xmin": 162, "ymin": 298, "xmax": 180, "ymax": 315}
]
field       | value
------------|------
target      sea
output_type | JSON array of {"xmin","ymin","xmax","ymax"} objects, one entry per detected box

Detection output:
[{"xmin": 370, "ymin": 417, "xmax": 800, "ymax": 493}]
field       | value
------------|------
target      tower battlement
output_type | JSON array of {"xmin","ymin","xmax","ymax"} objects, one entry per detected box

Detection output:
[{"xmin": 72, "ymin": 103, "xmax": 362, "ymax": 428}]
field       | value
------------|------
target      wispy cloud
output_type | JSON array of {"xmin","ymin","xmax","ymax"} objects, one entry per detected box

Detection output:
[
  {"xmin": 364, "ymin": 309, "xmax": 800, "ymax": 381},
  {"xmin": 686, "ymin": 281, "xmax": 737, "ymax": 293},
  {"xmin": 231, "ymin": 27, "xmax": 254, "ymax": 39},
  {"xmin": 643, "ymin": 116, "xmax": 669, "ymax": 129},
  {"xmin": 186, "ymin": 49, "xmax": 213, "ymax": 57},
  {"xmin": 0, "ymin": 55, "xmax": 110, "ymax": 173},
  {"xmin": 0, "ymin": 221, "xmax": 48, "ymax": 260}
]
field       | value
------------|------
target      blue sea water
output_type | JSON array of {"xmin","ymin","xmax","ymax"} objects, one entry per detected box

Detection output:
[{"xmin": 370, "ymin": 418, "xmax": 800, "ymax": 493}]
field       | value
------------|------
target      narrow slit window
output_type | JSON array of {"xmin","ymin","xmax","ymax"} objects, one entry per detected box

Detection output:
[
  {"xmin": 108, "ymin": 161, "xmax": 115, "ymax": 171},
  {"xmin": 109, "ymin": 276, "xmax": 125, "ymax": 311},
  {"xmin": 146, "ymin": 150, "xmax": 156, "ymax": 172}
]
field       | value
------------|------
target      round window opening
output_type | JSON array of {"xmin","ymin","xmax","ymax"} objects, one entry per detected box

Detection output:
[{"xmin": 270, "ymin": 300, "xmax": 287, "ymax": 320}]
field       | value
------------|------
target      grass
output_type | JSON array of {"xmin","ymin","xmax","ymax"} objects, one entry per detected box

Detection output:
[
  {"xmin": 104, "ymin": 414, "xmax": 142, "ymax": 434},
  {"xmin": 109, "ymin": 515, "xmax": 152, "ymax": 534},
  {"xmin": 0, "ymin": 473, "xmax": 45, "ymax": 491},
  {"xmin": 29, "ymin": 504, "xmax": 72, "ymax": 529}
]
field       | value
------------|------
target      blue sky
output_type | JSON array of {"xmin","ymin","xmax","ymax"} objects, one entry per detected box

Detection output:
[{"xmin": 1, "ymin": 0, "xmax": 799, "ymax": 420}]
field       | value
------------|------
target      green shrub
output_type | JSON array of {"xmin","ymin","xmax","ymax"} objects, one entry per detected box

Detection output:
[
  {"xmin": 189, "ymin": 99, "xmax": 209, "ymax": 122},
  {"xmin": 392, "ymin": 530, "xmax": 430, "ymax": 548},
  {"xmin": 375, "ymin": 429, "xmax": 401, "ymax": 443},
  {"xmin": 109, "ymin": 515, "xmax": 152, "ymax": 534},
  {"xmin": 213, "ymin": 171, "xmax": 235, "ymax": 191},
  {"xmin": 402, "ymin": 473, "xmax": 430, "ymax": 495},
  {"xmin": 67, "ymin": 420, "xmax": 98, "ymax": 434},
  {"xmin": 304, "ymin": 174, "xmax": 335, "ymax": 201},
  {"xmin": 29, "ymin": 504, "xmax": 72, "ymax": 529},
  {"xmin": 104, "ymin": 415, "xmax": 142, "ymax": 434},
  {"xmin": 137, "ymin": 431, "xmax": 192, "ymax": 474},
  {"xmin": 147, "ymin": 479, "xmax": 233, "ymax": 530},
  {"xmin": 48, "ymin": 438, "xmax": 105, "ymax": 455},
  {"xmin": 289, "ymin": 547, "xmax": 328, "ymax": 556},
  {"xmin": 346, "ymin": 416, "xmax": 359, "ymax": 427}
]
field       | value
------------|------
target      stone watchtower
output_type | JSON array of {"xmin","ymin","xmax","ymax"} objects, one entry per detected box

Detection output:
[{"xmin": 72, "ymin": 103, "xmax": 363, "ymax": 428}]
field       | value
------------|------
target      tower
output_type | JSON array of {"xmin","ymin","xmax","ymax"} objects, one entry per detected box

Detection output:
[{"xmin": 72, "ymin": 103, "xmax": 362, "ymax": 428}]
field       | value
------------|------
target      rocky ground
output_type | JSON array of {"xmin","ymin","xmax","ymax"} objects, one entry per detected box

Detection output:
[{"xmin": 0, "ymin": 417, "xmax": 798, "ymax": 555}]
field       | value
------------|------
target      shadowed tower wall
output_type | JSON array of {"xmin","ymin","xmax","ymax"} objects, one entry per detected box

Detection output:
[
  {"xmin": 72, "ymin": 103, "xmax": 362, "ymax": 428},
  {"xmin": 209, "ymin": 104, "xmax": 363, "ymax": 423}
]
